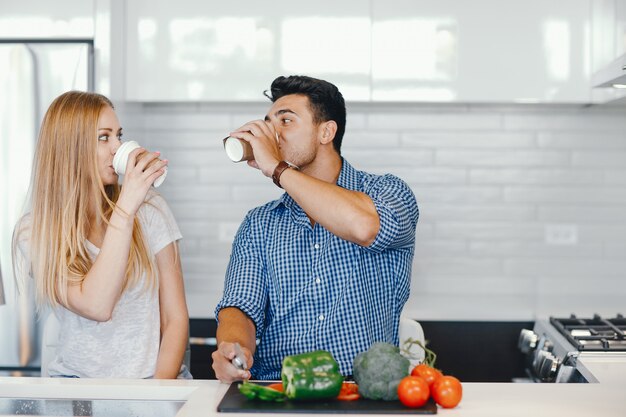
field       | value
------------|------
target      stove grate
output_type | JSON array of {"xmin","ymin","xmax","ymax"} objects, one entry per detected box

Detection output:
[{"xmin": 550, "ymin": 314, "xmax": 626, "ymax": 352}]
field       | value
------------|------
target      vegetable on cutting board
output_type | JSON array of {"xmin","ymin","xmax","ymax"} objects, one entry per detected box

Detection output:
[
  {"xmin": 352, "ymin": 342, "xmax": 410, "ymax": 401},
  {"xmin": 238, "ymin": 380, "xmax": 286, "ymax": 402},
  {"xmin": 238, "ymin": 350, "xmax": 343, "ymax": 401},
  {"xmin": 281, "ymin": 350, "xmax": 344, "ymax": 400},
  {"xmin": 400, "ymin": 338, "xmax": 463, "ymax": 409}
]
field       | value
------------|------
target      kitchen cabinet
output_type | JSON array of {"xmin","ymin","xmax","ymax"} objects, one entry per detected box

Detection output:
[
  {"xmin": 591, "ymin": 0, "xmax": 626, "ymax": 102},
  {"xmin": 124, "ymin": 0, "xmax": 370, "ymax": 101},
  {"xmin": 123, "ymin": 0, "xmax": 593, "ymax": 103},
  {"xmin": 591, "ymin": 0, "xmax": 626, "ymax": 71},
  {"xmin": 0, "ymin": 0, "xmax": 94, "ymax": 39},
  {"xmin": 370, "ymin": 0, "xmax": 590, "ymax": 103}
]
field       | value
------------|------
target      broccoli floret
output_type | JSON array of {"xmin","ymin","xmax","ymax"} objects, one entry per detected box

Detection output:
[{"xmin": 352, "ymin": 342, "xmax": 410, "ymax": 401}]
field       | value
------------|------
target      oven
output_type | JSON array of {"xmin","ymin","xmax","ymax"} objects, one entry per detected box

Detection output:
[{"xmin": 518, "ymin": 314, "xmax": 626, "ymax": 383}]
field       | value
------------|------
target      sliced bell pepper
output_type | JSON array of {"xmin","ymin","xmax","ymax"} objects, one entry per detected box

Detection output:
[
  {"xmin": 238, "ymin": 380, "xmax": 286, "ymax": 402},
  {"xmin": 337, "ymin": 382, "xmax": 360, "ymax": 401}
]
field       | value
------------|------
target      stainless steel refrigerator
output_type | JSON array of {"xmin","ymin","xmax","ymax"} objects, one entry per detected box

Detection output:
[{"xmin": 0, "ymin": 39, "xmax": 93, "ymax": 375}]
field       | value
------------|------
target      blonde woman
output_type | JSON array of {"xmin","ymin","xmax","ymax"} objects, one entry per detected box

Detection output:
[{"xmin": 12, "ymin": 91, "xmax": 190, "ymax": 379}]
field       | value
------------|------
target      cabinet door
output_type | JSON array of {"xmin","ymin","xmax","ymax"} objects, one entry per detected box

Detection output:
[
  {"xmin": 0, "ymin": 0, "xmax": 93, "ymax": 38},
  {"xmin": 125, "ymin": 0, "xmax": 370, "ymax": 101},
  {"xmin": 617, "ymin": 0, "xmax": 626, "ymax": 57},
  {"xmin": 592, "ymin": 0, "xmax": 617, "ymax": 73},
  {"xmin": 126, "ymin": 0, "xmax": 592, "ymax": 103},
  {"xmin": 371, "ymin": 0, "xmax": 591, "ymax": 103}
]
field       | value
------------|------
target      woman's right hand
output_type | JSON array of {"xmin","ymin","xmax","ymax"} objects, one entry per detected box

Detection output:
[{"xmin": 116, "ymin": 147, "xmax": 168, "ymax": 216}]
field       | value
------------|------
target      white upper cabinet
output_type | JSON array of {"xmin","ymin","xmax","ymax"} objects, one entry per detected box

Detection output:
[
  {"xmin": 590, "ymin": 0, "xmax": 626, "ymax": 102},
  {"xmin": 591, "ymin": 0, "xmax": 626, "ymax": 71},
  {"xmin": 619, "ymin": 0, "xmax": 626, "ymax": 57},
  {"xmin": 124, "ymin": 0, "xmax": 592, "ymax": 103},
  {"xmin": 0, "ymin": 0, "xmax": 94, "ymax": 38},
  {"xmin": 124, "ymin": 0, "xmax": 370, "ymax": 101},
  {"xmin": 371, "ymin": 0, "xmax": 590, "ymax": 103}
]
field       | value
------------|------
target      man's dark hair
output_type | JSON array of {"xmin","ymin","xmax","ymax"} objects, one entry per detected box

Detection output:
[{"xmin": 264, "ymin": 75, "xmax": 346, "ymax": 155}]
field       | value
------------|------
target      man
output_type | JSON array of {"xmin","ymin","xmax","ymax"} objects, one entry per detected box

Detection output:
[{"xmin": 213, "ymin": 75, "xmax": 418, "ymax": 382}]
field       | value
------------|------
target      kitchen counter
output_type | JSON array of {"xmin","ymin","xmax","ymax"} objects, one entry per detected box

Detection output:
[{"xmin": 1, "ymin": 377, "xmax": 625, "ymax": 417}]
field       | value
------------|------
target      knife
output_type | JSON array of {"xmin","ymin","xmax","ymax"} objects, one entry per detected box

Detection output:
[{"xmin": 231, "ymin": 342, "xmax": 248, "ymax": 371}]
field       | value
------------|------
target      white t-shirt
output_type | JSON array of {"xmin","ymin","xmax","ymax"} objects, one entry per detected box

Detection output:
[{"xmin": 16, "ymin": 191, "xmax": 182, "ymax": 378}]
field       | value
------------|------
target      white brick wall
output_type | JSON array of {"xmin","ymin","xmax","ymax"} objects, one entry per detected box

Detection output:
[{"xmin": 118, "ymin": 102, "xmax": 626, "ymax": 321}]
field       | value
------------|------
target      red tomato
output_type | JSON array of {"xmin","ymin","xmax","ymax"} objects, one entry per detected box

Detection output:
[
  {"xmin": 432, "ymin": 375, "xmax": 462, "ymax": 408},
  {"xmin": 266, "ymin": 383, "xmax": 283, "ymax": 392},
  {"xmin": 411, "ymin": 364, "xmax": 443, "ymax": 387},
  {"xmin": 337, "ymin": 382, "xmax": 360, "ymax": 401},
  {"xmin": 397, "ymin": 376, "xmax": 430, "ymax": 408}
]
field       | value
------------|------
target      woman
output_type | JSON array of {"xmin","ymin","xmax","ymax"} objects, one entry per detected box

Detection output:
[{"xmin": 12, "ymin": 91, "xmax": 190, "ymax": 379}]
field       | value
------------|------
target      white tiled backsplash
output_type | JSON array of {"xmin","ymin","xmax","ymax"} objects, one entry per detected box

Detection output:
[{"xmin": 118, "ymin": 102, "xmax": 626, "ymax": 321}]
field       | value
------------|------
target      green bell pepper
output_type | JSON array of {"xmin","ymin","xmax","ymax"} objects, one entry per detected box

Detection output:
[{"xmin": 281, "ymin": 350, "xmax": 344, "ymax": 400}]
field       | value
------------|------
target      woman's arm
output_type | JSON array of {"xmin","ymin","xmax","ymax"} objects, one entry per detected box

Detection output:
[
  {"xmin": 66, "ymin": 149, "xmax": 167, "ymax": 321},
  {"xmin": 66, "ymin": 209, "xmax": 135, "ymax": 321},
  {"xmin": 154, "ymin": 241, "xmax": 189, "ymax": 379}
]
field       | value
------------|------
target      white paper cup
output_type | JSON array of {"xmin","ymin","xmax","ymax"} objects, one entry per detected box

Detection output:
[
  {"xmin": 223, "ymin": 137, "xmax": 254, "ymax": 162},
  {"xmin": 112, "ymin": 140, "xmax": 168, "ymax": 187}
]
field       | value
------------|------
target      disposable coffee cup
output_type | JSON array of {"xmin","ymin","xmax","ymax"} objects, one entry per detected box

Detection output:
[
  {"xmin": 112, "ymin": 140, "xmax": 168, "ymax": 187},
  {"xmin": 223, "ymin": 136, "xmax": 254, "ymax": 162}
]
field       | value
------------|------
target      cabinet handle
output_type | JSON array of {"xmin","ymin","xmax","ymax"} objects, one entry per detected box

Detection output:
[{"xmin": 189, "ymin": 337, "xmax": 217, "ymax": 346}]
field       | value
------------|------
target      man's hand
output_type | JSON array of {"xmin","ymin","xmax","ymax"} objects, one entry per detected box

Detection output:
[
  {"xmin": 212, "ymin": 341, "xmax": 253, "ymax": 383},
  {"xmin": 229, "ymin": 120, "xmax": 281, "ymax": 177}
]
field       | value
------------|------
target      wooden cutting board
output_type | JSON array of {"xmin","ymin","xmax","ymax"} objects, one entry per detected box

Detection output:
[{"xmin": 217, "ymin": 382, "xmax": 437, "ymax": 414}]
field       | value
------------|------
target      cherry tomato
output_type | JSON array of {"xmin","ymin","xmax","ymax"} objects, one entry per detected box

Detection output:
[
  {"xmin": 266, "ymin": 383, "xmax": 283, "ymax": 392},
  {"xmin": 337, "ymin": 382, "xmax": 360, "ymax": 401},
  {"xmin": 411, "ymin": 364, "xmax": 443, "ymax": 387},
  {"xmin": 397, "ymin": 376, "xmax": 430, "ymax": 408},
  {"xmin": 432, "ymin": 375, "xmax": 462, "ymax": 408}
]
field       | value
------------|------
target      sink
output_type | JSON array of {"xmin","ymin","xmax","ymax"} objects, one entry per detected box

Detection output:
[{"xmin": 0, "ymin": 398, "xmax": 185, "ymax": 416}]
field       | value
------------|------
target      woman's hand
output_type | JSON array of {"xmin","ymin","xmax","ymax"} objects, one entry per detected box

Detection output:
[{"xmin": 116, "ymin": 148, "xmax": 168, "ymax": 216}]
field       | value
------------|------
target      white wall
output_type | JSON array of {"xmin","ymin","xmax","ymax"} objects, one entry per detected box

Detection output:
[{"xmin": 118, "ymin": 102, "xmax": 626, "ymax": 321}]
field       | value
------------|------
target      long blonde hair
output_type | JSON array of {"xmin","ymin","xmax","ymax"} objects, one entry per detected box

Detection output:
[{"xmin": 24, "ymin": 91, "xmax": 156, "ymax": 309}]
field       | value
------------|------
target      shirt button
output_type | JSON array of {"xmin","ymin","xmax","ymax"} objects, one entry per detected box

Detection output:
[
  {"xmin": 315, "ymin": 277, "xmax": 321, "ymax": 284},
  {"xmin": 314, "ymin": 243, "xmax": 320, "ymax": 249},
  {"xmin": 318, "ymin": 314, "xmax": 325, "ymax": 321}
]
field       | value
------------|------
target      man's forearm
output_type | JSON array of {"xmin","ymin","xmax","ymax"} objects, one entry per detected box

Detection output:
[
  {"xmin": 216, "ymin": 307, "xmax": 257, "ymax": 354},
  {"xmin": 280, "ymin": 168, "xmax": 380, "ymax": 246}
]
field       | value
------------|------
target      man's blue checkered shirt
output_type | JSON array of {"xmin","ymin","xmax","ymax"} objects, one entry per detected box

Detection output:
[{"xmin": 215, "ymin": 159, "xmax": 418, "ymax": 380}]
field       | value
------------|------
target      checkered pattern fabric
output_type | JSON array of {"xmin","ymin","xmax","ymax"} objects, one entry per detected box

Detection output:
[{"xmin": 216, "ymin": 159, "xmax": 418, "ymax": 380}]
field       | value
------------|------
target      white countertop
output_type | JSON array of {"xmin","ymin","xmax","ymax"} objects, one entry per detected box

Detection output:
[{"xmin": 1, "ymin": 377, "xmax": 625, "ymax": 417}]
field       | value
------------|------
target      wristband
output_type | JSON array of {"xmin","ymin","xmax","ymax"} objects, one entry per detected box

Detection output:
[{"xmin": 272, "ymin": 161, "xmax": 295, "ymax": 188}]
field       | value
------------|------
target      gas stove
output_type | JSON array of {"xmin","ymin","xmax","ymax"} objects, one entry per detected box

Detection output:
[{"xmin": 518, "ymin": 314, "xmax": 626, "ymax": 383}]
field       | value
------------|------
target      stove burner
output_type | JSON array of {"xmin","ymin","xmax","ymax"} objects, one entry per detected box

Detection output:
[{"xmin": 550, "ymin": 314, "xmax": 626, "ymax": 352}]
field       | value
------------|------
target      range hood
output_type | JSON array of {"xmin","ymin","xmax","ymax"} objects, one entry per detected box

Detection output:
[{"xmin": 592, "ymin": 53, "xmax": 626, "ymax": 88}]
